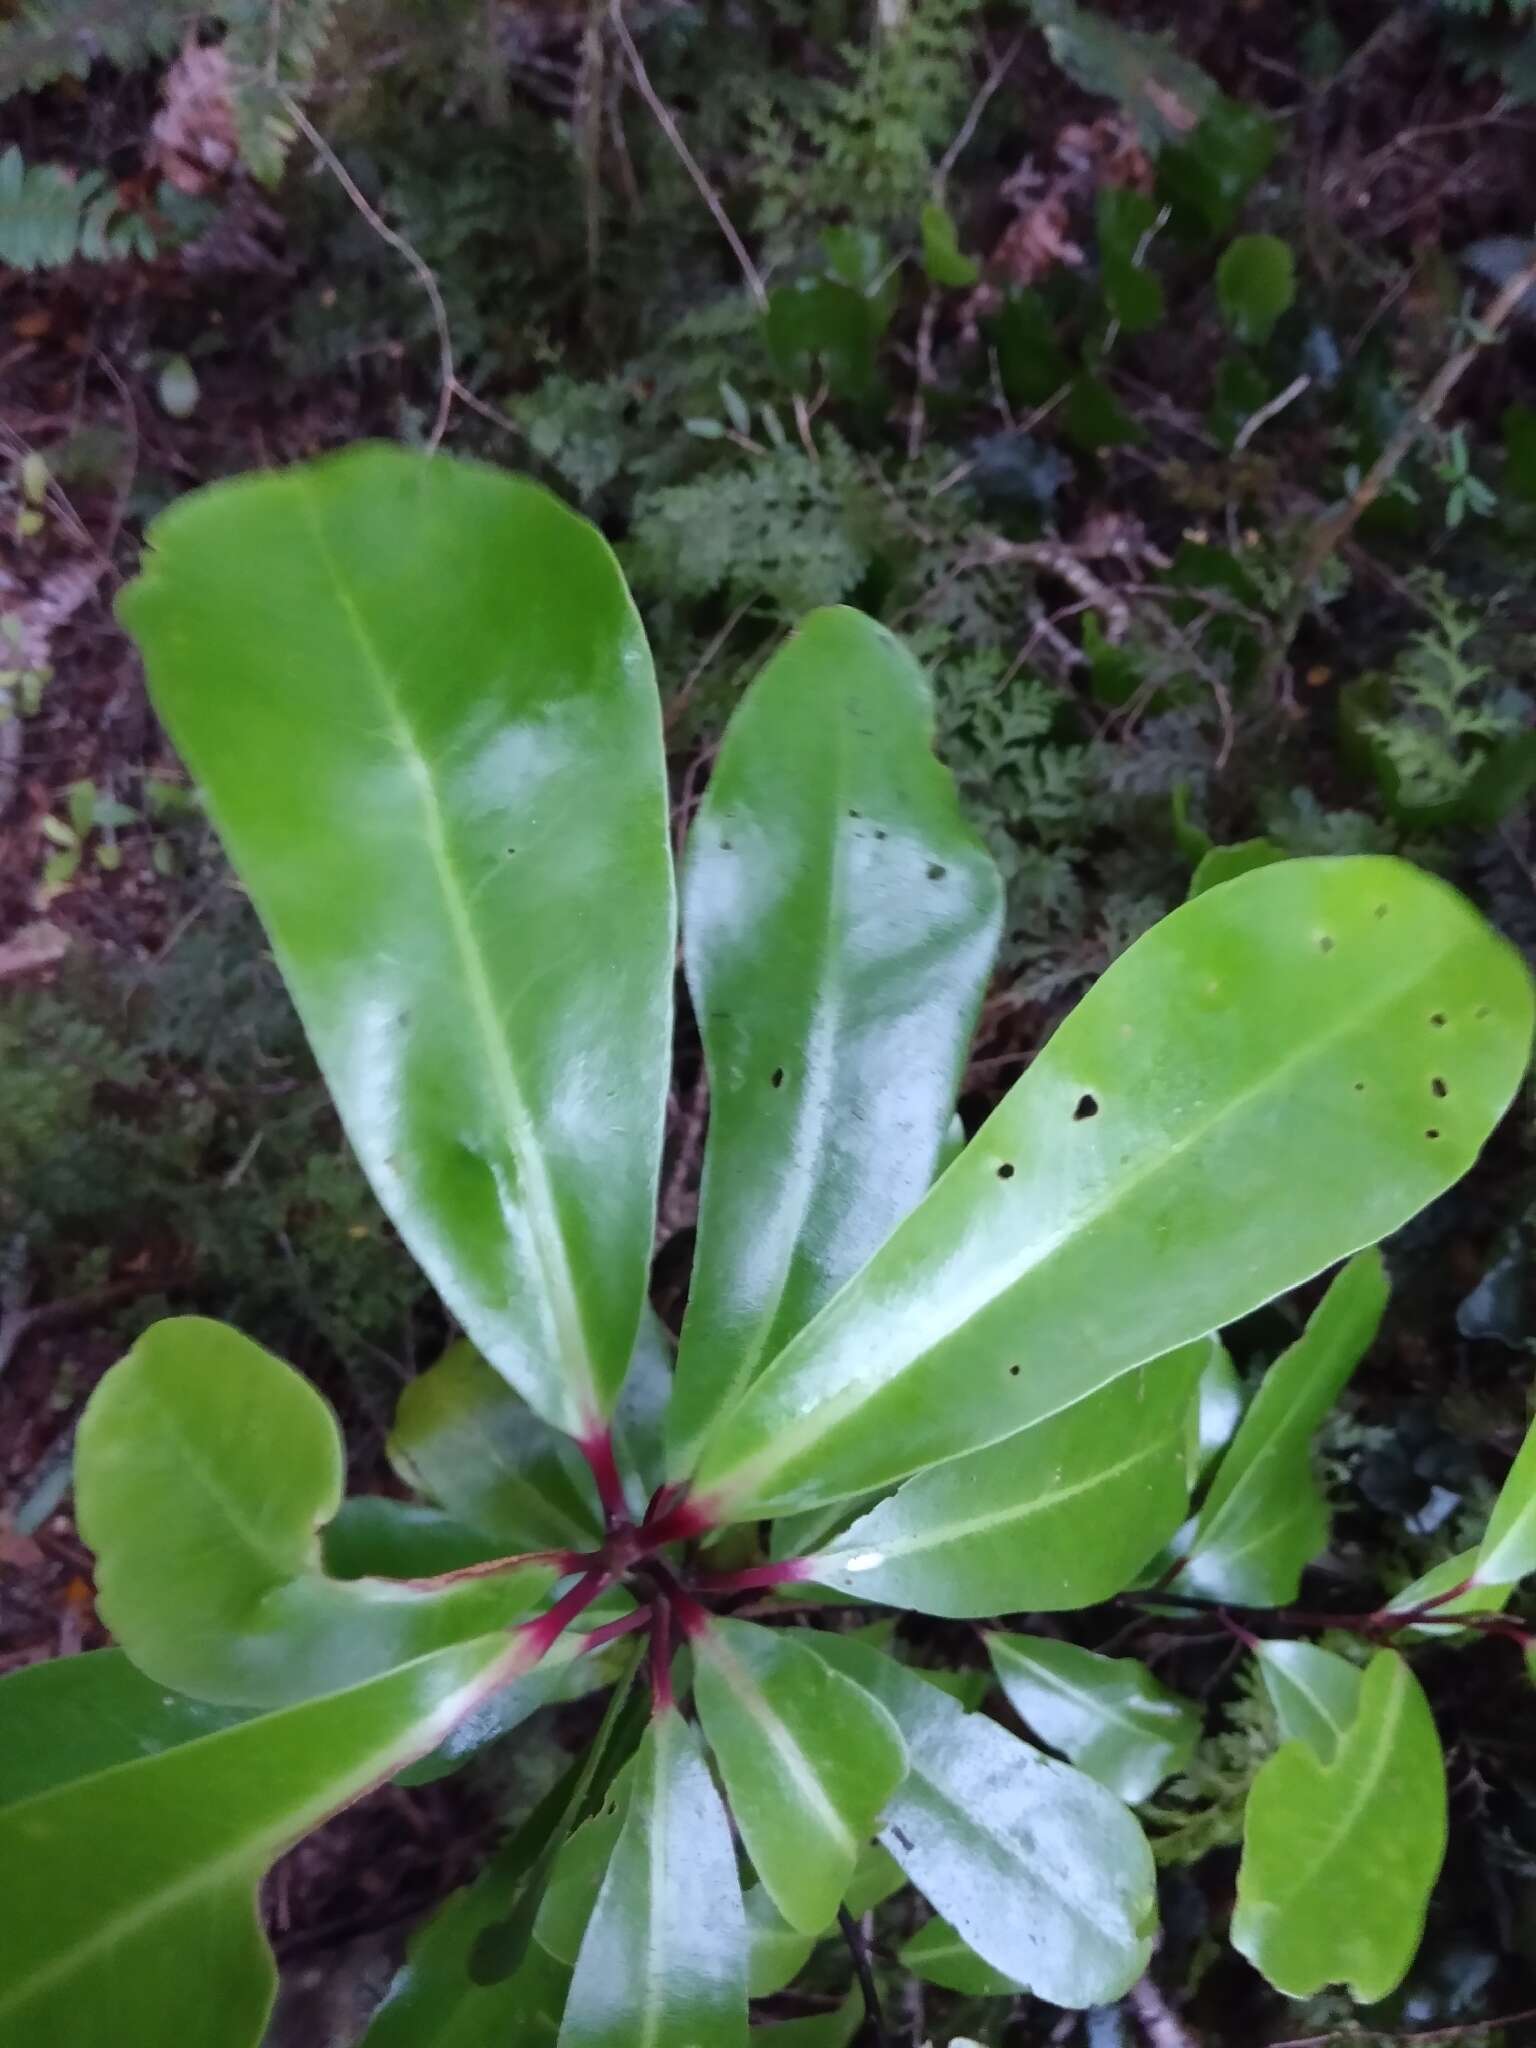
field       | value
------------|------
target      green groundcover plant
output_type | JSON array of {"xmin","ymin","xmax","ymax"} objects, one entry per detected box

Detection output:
[{"xmin": 2, "ymin": 445, "xmax": 1535, "ymax": 2046}]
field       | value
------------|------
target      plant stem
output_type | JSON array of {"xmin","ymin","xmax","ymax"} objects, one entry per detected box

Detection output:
[
  {"xmin": 579, "ymin": 1426, "xmax": 630, "ymax": 1529},
  {"xmin": 649, "ymin": 1599, "xmax": 676, "ymax": 1712},
  {"xmin": 578, "ymin": 1605, "xmax": 655, "ymax": 1655},
  {"xmin": 837, "ymin": 1905, "xmax": 889, "ymax": 2048},
  {"xmin": 511, "ymin": 1568, "xmax": 612, "ymax": 1673},
  {"xmin": 690, "ymin": 1559, "xmax": 814, "ymax": 1595}
]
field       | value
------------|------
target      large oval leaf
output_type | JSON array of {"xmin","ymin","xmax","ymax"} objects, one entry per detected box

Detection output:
[
  {"xmin": 119, "ymin": 446, "xmax": 675, "ymax": 1437},
  {"xmin": 808, "ymin": 1634, "xmax": 1156, "ymax": 2008},
  {"xmin": 667, "ymin": 607, "xmax": 1000, "ymax": 1473},
  {"xmin": 692, "ymin": 1616, "xmax": 907, "ymax": 1934},
  {"xmin": 986, "ymin": 1635, "xmax": 1201, "ymax": 1804},
  {"xmin": 560, "ymin": 1707, "xmax": 747, "ymax": 2048},
  {"xmin": 0, "ymin": 1635, "xmax": 514, "ymax": 2048},
  {"xmin": 1233, "ymin": 1649, "xmax": 1447, "ymax": 2002},
  {"xmin": 692, "ymin": 857, "xmax": 1532, "ymax": 1518},
  {"xmin": 1175, "ymin": 1248, "xmax": 1388, "ymax": 1603},
  {"xmin": 1252, "ymin": 1641, "xmax": 1361, "ymax": 1764},
  {"xmin": 77, "ymin": 1318, "xmax": 554, "ymax": 1707},
  {"xmin": 805, "ymin": 1345, "xmax": 1201, "ymax": 1616},
  {"xmin": 0, "ymin": 1650, "xmax": 248, "ymax": 1809}
]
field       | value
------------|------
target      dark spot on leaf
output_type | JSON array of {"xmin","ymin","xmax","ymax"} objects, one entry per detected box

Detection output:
[
  {"xmin": 1426, "ymin": 1128, "xmax": 1441, "ymax": 1141},
  {"xmin": 1353, "ymin": 1081, "xmax": 1365, "ymax": 1093},
  {"xmin": 720, "ymin": 839, "xmax": 733, "ymax": 851},
  {"xmin": 1430, "ymin": 1012, "xmax": 1447, "ymax": 1028},
  {"xmin": 506, "ymin": 846, "xmax": 516, "ymax": 856},
  {"xmin": 1431, "ymin": 1077, "xmax": 1448, "ymax": 1098},
  {"xmin": 892, "ymin": 1827, "xmax": 914, "ymax": 1852},
  {"xmin": 771, "ymin": 1067, "xmax": 785, "ymax": 1089},
  {"xmin": 1318, "ymin": 934, "xmax": 1334, "ymax": 953},
  {"xmin": 1476, "ymin": 1005, "xmax": 1491, "ymax": 1020},
  {"xmin": 848, "ymin": 809, "xmax": 861, "ymax": 819},
  {"xmin": 1073, "ymin": 1093, "xmax": 1099, "ymax": 1121},
  {"xmin": 1008, "ymin": 1364, "xmax": 1020, "ymax": 1377},
  {"xmin": 1375, "ymin": 904, "xmax": 1389, "ymax": 919},
  {"xmin": 927, "ymin": 863, "xmax": 946, "ymax": 880},
  {"xmin": 874, "ymin": 828, "xmax": 888, "ymax": 841},
  {"xmin": 997, "ymin": 1162, "xmax": 1015, "ymax": 1180}
]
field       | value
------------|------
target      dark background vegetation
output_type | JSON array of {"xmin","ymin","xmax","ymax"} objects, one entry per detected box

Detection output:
[{"xmin": 4, "ymin": 3, "xmax": 1536, "ymax": 2042}]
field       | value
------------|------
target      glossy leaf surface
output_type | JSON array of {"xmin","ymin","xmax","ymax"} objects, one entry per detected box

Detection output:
[
  {"xmin": 1473, "ymin": 1404, "xmax": 1536, "ymax": 1584},
  {"xmin": 693, "ymin": 858, "xmax": 1530, "ymax": 1520},
  {"xmin": 322, "ymin": 1498, "xmax": 511, "ymax": 1580},
  {"xmin": 0, "ymin": 1650, "xmax": 247, "ymax": 1809},
  {"xmin": 986, "ymin": 1635, "xmax": 1200, "ymax": 1803},
  {"xmin": 744, "ymin": 1885, "xmax": 818, "ymax": 1997},
  {"xmin": 668, "ymin": 607, "xmax": 1000, "ymax": 1473},
  {"xmin": 1387, "ymin": 1548, "xmax": 1512, "ymax": 1638},
  {"xmin": 560, "ymin": 1708, "xmax": 746, "ymax": 2047},
  {"xmin": 77, "ymin": 1319, "xmax": 552, "ymax": 1707},
  {"xmin": 692, "ymin": 1616, "xmax": 907, "ymax": 1933},
  {"xmin": 120, "ymin": 446, "xmax": 675, "ymax": 1435},
  {"xmin": 809, "ymin": 1634, "xmax": 1156, "ymax": 2008},
  {"xmin": 1177, "ymin": 1250, "xmax": 1388, "ymax": 1602},
  {"xmin": 389, "ymin": 1340, "xmax": 600, "ymax": 1549},
  {"xmin": 899, "ymin": 1916, "xmax": 1021, "ymax": 1996},
  {"xmin": 534, "ymin": 1766, "xmax": 634, "ymax": 1964},
  {"xmin": 1233, "ymin": 1649, "xmax": 1446, "ymax": 2001},
  {"xmin": 0, "ymin": 1637, "xmax": 513, "ymax": 2048},
  {"xmin": 1189, "ymin": 1336, "xmax": 1242, "ymax": 1484},
  {"xmin": 808, "ymin": 1347, "xmax": 1201, "ymax": 1616},
  {"xmin": 1253, "ymin": 1641, "xmax": 1361, "ymax": 1765}
]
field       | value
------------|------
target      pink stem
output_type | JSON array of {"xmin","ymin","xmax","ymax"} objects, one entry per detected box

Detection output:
[
  {"xmin": 649, "ymin": 1601, "xmax": 676, "ymax": 1712},
  {"xmin": 690, "ymin": 1558, "xmax": 813, "ymax": 1595},
  {"xmin": 510, "ymin": 1569, "xmax": 612, "ymax": 1673},
  {"xmin": 642, "ymin": 1494, "xmax": 717, "ymax": 1548},
  {"xmin": 579, "ymin": 1605, "xmax": 655, "ymax": 1655},
  {"xmin": 579, "ymin": 1428, "xmax": 630, "ymax": 1530}
]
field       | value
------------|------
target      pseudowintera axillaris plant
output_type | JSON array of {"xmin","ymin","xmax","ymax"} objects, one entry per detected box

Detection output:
[{"xmin": 2, "ymin": 443, "xmax": 1534, "ymax": 2047}]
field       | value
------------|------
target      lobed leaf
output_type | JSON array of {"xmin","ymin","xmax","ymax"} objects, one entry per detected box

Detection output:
[
  {"xmin": 1175, "ymin": 1249, "xmax": 1388, "ymax": 1603},
  {"xmin": 668, "ymin": 607, "xmax": 1000, "ymax": 1474},
  {"xmin": 986, "ymin": 1635, "xmax": 1201, "ymax": 1803},
  {"xmin": 120, "ymin": 446, "xmax": 675, "ymax": 1437},
  {"xmin": 76, "ymin": 1318, "xmax": 553, "ymax": 1707},
  {"xmin": 806, "ymin": 1345, "xmax": 1202, "ymax": 1617},
  {"xmin": 1233, "ymin": 1649, "xmax": 1447, "ymax": 2002},
  {"xmin": 808, "ymin": 1634, "xmax": 1157, "ymax": 2009},
  {"xmin": 690, "ymin": 860, "xmax": 1530, "ymax": 1521},
  {"xmin": 692, "ymin": 1616, "xmax": 907, "ymax": 1934},
  {"xmin": 0, "ymin": 1637, "xmax": 516, "ymax": 2048}
]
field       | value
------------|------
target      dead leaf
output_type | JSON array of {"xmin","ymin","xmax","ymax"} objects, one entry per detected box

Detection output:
[
  {"xmin": 0, "ymin": 921, "xmax": 69, "ymax": 980},
  {"xmin": 150, "ymin": 40, "xmax": 238, "ymax": 195},
  {"xmin": 989, "ymin": 196, "xmax": 1084, "ymax": 287}
]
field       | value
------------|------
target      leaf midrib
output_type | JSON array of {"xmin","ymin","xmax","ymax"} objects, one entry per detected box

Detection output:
[
  {"xmin": 294, "ymin": 478, "xmax": 594, "ymax": 1420},
  {"xmin": 701, "ymin": 1632, "xmax": 857, "ymax": 1863},
  {"xmin": 711, "ymin": 931, "xmax": 1471, "ymax": 1509}
]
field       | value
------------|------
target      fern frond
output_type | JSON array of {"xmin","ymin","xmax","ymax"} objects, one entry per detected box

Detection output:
[
  {"xmin": 223, "ymin": 0, "xmax": 342, "ymax": 183},
  {"xmin": 0, "ymin": 145, "xmax": 154, "ymax": 270},
  {"xmin": 0, "ymin": 0, "xmax": 192, "ymax": 100}
]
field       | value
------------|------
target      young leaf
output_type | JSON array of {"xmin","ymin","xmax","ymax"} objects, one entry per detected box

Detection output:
[
  {"xmin": 0, "ymin": 1650, "xmax": 248, "ymax": 1809},
  {"xmin": 1097, "ymin": 187, "xmax": 1165, "ymax": 335},
  {"xmin": 692, "ymin": 858, "xmax": 1531, "ymax": 1522},
  {"xmin": 389, "ymin": 1340, "xmax": 601, "ymax": 1549},
  {"xmin": 1252, "ymin": 1641, "xmax": 1361, "ymax": 1765},
  {"xmin": 1471, "ymin": 1402, "xmax": 1536, "ymax": 1584},
  {"xmin": 920, "ymin": 201, "xmax": 980, "ymax": 287},
  {"xmin": 806, "ymin": 1345, "xmax": 1202, "ymax": 1617},
  {"xmin": 0, "ymin": 1635, "xmax": 516, "ymax": 2048},
  {"xmin": 560, "ymin": 1708, "xmax": 747, "ymax": 2047},
  {"xmin": 76, "ymin": 1318, "xmax": 554, "ymax": 1707},
  {"xmin": 668, "ymin": 607, "xmax": 1001, "ymax": 1474},
  {"xmin": 986, "ymin": 1635, "xmax": 1201, "ymax": 1803},
  {"xmin": 119, "ymin": 446, "xmax": 675, "ymax": 1438},
  {"xmin": 808, "ymin": 1635, "xmax": 1156, "ymax": 2009},
  {"xmin": 1386, "ymin": 1548, "xmax": 1512, "ymax": 1636},
  {"xmin": 1176, "ymin": 1249, "xmax": 1388, "ymax": 1603},
  {"xmin": 1233, "ymin": 1649, "xmax": 1447, "ymax": 2002},
  {"xmin": 1216, "ymin": 234, "xmax": 1296, "ymax": 345},
  {"xmin": 899, "ymin": 1916, "xmax": 1021, "ymax": 1996},
  {"xmin": 691, "ymin": 1616, "xmax": 907, "ymax": 1934}
]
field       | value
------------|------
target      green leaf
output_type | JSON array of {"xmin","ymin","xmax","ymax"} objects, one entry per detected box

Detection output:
[
  {"xmin": 1386, "ymin": 1548, "xmax": 1512, "ymax": 1638},
  {"xmin": 119, "ymin": 446, "xmax": 675, "ymax": 1437},
  {"xmin": 1189, "ymin": 1335, "xmax": 1243, "ymax": 1484},
  {"xmin": 1216, "ymin": 234, "xmax": 1296, "ymax": 345},
  {"xmin": 1188, "ymin": 839, "xmax": 1288, "ymax": 898},
  {"xmin": 1097, "ymin": 187, "xmax": 1165, "ymax": 334},
  {"xmin": 744, "ymin": 1884, "xmax": 818, "ymax": 1996},
  {"xmin": 0, "ymin": 1635, "xmax": 516, "ymax": 2048},
  {"xmin": 808, "ymin": 1635, "xmax": 1156, "ymax": 2008},
  {"xmin": 990, "ymin": 289, "xmax": 1072, "ymax": 406},
  {"xmin": 534, "ymin": 1765, "xmax": 634, "ymax": 1963},
  {"xmin": 156, "ymin": 353, "xmax": 199, "ymax": 419},
  {"xmin": 1024, "ymin": 0, "xmax": 1215, "ymax": 146},
  {"xmin": 1176, "ymin": 1250, "xmax": 1389, "ymax": 1603},
  {"xmin": 1253, "ymin": 1641, "xmax": 1361, "ymax": 1764},
  {"xmin": 322, "ymin": 1497, "xmax": 514, "ymax": 1579},
  {"xmin": 693, "ymin": 860, "xmax": 1529, "ymax": 1522},
  {"xmin": 1233, "ymin": 1649, "xmax": 1447, "ymax": 2002},
  {"xmin": 1472, "ymin": 1403, "xmax": 1536, "ymax": 1584},
  {"xmin": 920, "ymin": 201, "xmax": 979, "ymax": 287},
  {"xmin": 668, "ymin": 606, "xmax": 1001, "ymax": 1473},
  {"xmin": 0, "ymin": 1650, "xmax": 248, "ymax": 1809},
  {"xmin": 899, "ymin": 1916, "xmax": 1021, "ymax": 1996},
  {"xmin": 986, "ymin": 1635, "xmax": 1201, "ymax": 1803},
  {"xmin": 560, "ymin": 1708, "xmax": 746, "ymax": 2047},
  {"xmin": 389, "ymin": 1340, "xmax": 601, "ymax": 1549},
  {"xmin": 1503, "ymin": 401, "xmax": 1536, "ymax": 501},
  {"xmin": 399, "ymin": 1630, "xmax": 626, "ymax": 1788},
  {"xmin": 765, "ymin": 278, "xmax": 895, "ymax": 403},
  {"xmin": 752, "ymin": 1993, "xmax": 863, "ymax": 2047},
  {"xmin": 1064, "ymin": 372, "xmax": 1144, "ymax": 450},
  {"xmin": 1157, "ymin": 95, "xmax": 1276, "ymax": 237},
  {"xmin": 692, "ymin": 1616, "xmax": 907, "ymax": 1933},
  {"xmin": 76, "ymin": 1318, "xmax": 554, "ymax": 1707},
  {"xmin": 806, "ymin": 1344, "xmax": 1201, "ymax": 1617}
]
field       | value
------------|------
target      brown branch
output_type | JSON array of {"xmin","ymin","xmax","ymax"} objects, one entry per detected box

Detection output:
[
  {"xmin": 1266, "ymin": 241, "xmax": 1536, "ymax": 690},
  {"xmin": 1270, "ymin": 2005, "xmax": 1536, "ymax": 2048}
]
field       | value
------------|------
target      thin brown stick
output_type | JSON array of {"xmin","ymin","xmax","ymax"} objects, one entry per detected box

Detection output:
[
  {"xmin": 1267, "ymin": 242, "xmax": 1536, "ymax": 688},
  {"xmin": 934, "ymin": 30, "xmax": 1025, "ymax": 188},
  {"xmin": 1270, "ymin": 2006, "xmax": 1536, "ymax": 2048}
]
